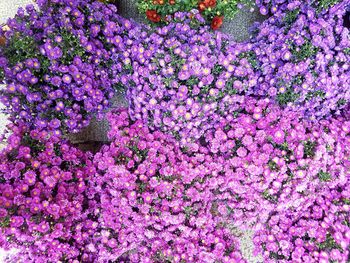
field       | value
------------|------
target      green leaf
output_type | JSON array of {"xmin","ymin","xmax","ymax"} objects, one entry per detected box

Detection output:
[
  {"xmin": 3, "ymin": 33, "xmax": 38, "ymax": 67},
  {"xmin": 283, "ymin": 8, "xmax": 300, "ymax": 26},
  {"xmin": 303, "ymin": 140, "xmax": 317, "ymax": 158},
  {"xmin": 0, "ymin": 216, "xmax": 10, "ymax": 228},
  {"xmin": 317, "ymin": 233, "xmax": 342, "ymax": 251},
  {"xmin": 290, "ymin": 39, "xmax": 319, "ymax": 62},
  {"xmin": 306, "ymin": 90, "xmax": 326, "ymax": 101},
  {"xmin": 262, "ymin": 190, "xmax": 278, "ymax": 203},
  {"xmin": 317, "ymin": 170, "xmax": 331, "ymax": 182},
  {"xmin": 314, "ymin": 0, "xmax": 340, "ymax": 13},
  {"xmin": 277, "ymin": 88, "xmax": 300, "ymax": 106},
  {"xmin": 337, "ymin": 98, "xmax": 347, "ymax": 107},
  {"xmin": 268, "ymin": 160, "xmax": 279, "ymax": 171}
]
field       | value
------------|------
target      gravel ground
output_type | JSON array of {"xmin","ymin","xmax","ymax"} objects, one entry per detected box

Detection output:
[{"xmin": 0, "ymin": 1, "xmax": 265, "ymax": 261}]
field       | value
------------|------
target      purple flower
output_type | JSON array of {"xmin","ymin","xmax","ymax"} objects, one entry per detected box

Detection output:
[{"xmin": 0, "ymin": 0, "xmax": 145, "ymax": 134}]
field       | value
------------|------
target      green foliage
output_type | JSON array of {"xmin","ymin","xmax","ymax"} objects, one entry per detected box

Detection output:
[
  {"xmin": 283, "ymin": 8, "xmax": 300, "ymax": 26},
  {"xmin": 0, "ymin": 68, "xmax": 4, "ymax": 83},
  {"xmin": 306, "ymin": 90, "xmax": 326, "ymax": 101},
  {"xmin": 137, "ymin": 181, "xmax": 147, "ymax": 193},
  {"xmin": 22, "ymin": 135, "xmax": 46, "ymax": 156},
  {"xmin": 317, "ymin": 233, "xmax": 342, "ymax": 251},
  {"xmin": 114, "ymin": 153, "xmax": 130, "ymax": 165},
  {"xmin": 129, "ymin": 144, "xmax": 149, "ymax": 161},
  {"xmin": 152, "ymin": 251, "xmax": 173, "ymax": 263},
  {"xmin": 231, "ymin": 139, "xmax": 243, "ymax": 155},
  {"xmin": 314, "ymin": 0, "xmax": 340, "ymax": 13},
  {"xmin": 239, "ymin": 51, "xmax": 260, "ymax": 70},
  {"xmin": 343, "ymin": 198, "xmax": 350, "ymax": 205},
  {"xmin": 317, "ymin": 170, "xmax": 331, "ymax": 182},
  {"xmin": 2, "ymin": 33, "xmax": 38, "ymax": 67},
  {"xmin": 290, "ymin": 39, "xmax": 319, "ymax": 62},
  {"xmin": 172, "ymin": 130, "xmax": 181, "ymax": 141},
  {"xmin": 269, "ymin": 252, "xmax": 286, "ymax": 260},
  {"xmin": 0, "ymin": 216, "xmax": 10, "ymax": 228},
  {"xmin": 58, "ymin": 30, "xmax": 87, "ymax": 64},
  {"xmin": 303, "ymin": 140, "xmax": 317, "ymax": 158},
  {"xmin": 277, "ymin": 88, "xmax": 300, "ymax": 106},
  {"xmin": 186, "ymin": 77, "xmax": 199, "ymax": 86},
  {"xmin": 225, "ymin": 81, "xmax": 238, "ymax": 95},
  {"xmin": 268, "ymin": 160, "xmax": 279, "ymax": 171},
  {"xmin": 113, "ymin": 83, "xmax": 127, "ymax": 94},
  {"xmin": 212, "ymin": 64, "xmax": 225, "ymax": 75},
  {"xmin": 337, "ymin": 98, "xmax": 347, "ymax": 107},
  {"xmin": 184, "ymin": 206, "xmax": 197, "ymax": 220},
  {"xmin": 343, "ymin": 219, "xmax": 350, "ymax": 227},
  {"xmin": 262, "ymin": 190, "xmax": 278, "ymax": 203}
]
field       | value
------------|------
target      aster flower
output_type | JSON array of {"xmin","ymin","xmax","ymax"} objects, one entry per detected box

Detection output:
[
  {"xmin": 197, "ymin": 96, "xmax": 350, "ymax": 261},
  {"xmin": 252, "ymin": 0, "xmax": 350, "ymax": 119},
  {"xmin": 126, "ymin": 11, "xmax": 261, "ymax": 148},
  {"xmin": 86, "ymin": 109, "xmax": 247, "ymax": 262},
  {"xmin": 0, "ymin": 121, "xmax": 96, "ymax": 262},
  {"xmin": 0, "ymin": 0, "xmax": 144, "ymax": 134}
]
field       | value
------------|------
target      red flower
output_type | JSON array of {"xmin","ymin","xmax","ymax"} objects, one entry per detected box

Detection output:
[
  {"xmin": 198, "ymin": 2, "xmax": 206, "ymax": 12},
  {"xmin": 204, "ymin": 0, "xmax": 216, "ymax": 7},
  {"xmin": 146, "ymin": 10, "xmax": 161, "ymax": 23},
  {"xmin": 211, "ymin": 16, "xmax": 223, "ymax": 30}
]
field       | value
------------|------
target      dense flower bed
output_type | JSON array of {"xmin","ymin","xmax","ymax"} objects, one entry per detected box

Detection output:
[
  {"xmin": 252, "ymin": 0, "xmax": 350, "ymax": 119},
  {"xmin": 0, "ymin": 0, "xmax": 349, "ymax": 262},
  {"xmin": 199, "ymin": 97, "xmax": 350, "ymax": 259},
  {"xmin": 87, "ymin": 109, "xmax": 246, "ymax": 262},
  {"xmin": 0, "ymin": 0, "xmax": 142, "ymax": 133},
  {"xmin": 126, "ymin": 4, "xmax": 350, "ymax": 148},
  {"xmin": 126, "ymin": 11, "xmax": 262, "ymax": 148},
  {"xmin": 254, "ymin": 189, "xmax": 350, "ymax": 262},
  {"xmin": 0, "ymin": 122, "xmax": 96, "ymax": 262}
]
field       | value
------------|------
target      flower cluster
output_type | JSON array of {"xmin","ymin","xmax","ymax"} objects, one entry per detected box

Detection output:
[
  {"xmin": 0, "ymin": 121, "xmax": 97, "ymax": 262},
  {"xmin": 255, "ymin": 0, "xmax": 346, "ymax": 16},
  {"xmin": 87, "ymin": 109, "xmax": 246, "ymax": 262},
  {"xmin": 195, "ymin": 96, "xmax": 350, "ymax": 261},
  {"xmin": 0, "ymin": 0, "xmax": 142, "ymax": 133},
  {"xmin": 251, "ymin": 117, "xmax": 350, "ymax": 262},
  {"xmin": 251, "ymin": 0, "xmax": 350, "ymax": 119},
  {"xmin": 126, "ymin": 11, "xmax": 261, "ymax": 148},
  {"xmin": 0, "ymin": 0, "xmax": 350, "ymax": 261},
  {"xmin": 254, "ymin": 188, "xmax": 350, "ymax": 262},
  {"xmin": 137, "ymin": 0, "xmax": 254, "ymax": 30}
]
